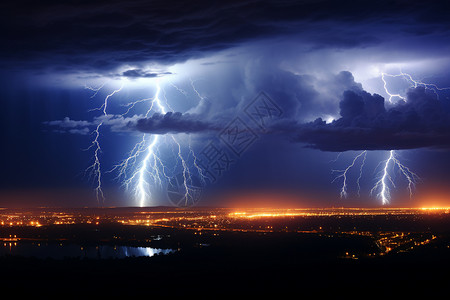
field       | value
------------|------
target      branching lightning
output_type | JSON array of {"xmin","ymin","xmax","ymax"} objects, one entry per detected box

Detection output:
[
  {"xmin": 374, "ymin": 71, "xmax": 437, "ymax": 203},
  {"xmin": 84, "ymin": 82, "xmax": 106, "ymax": 99},
  {"xmin": 113, "ymin": 81, "xmax": 168, "ymax": 206},
  {"xmin": 86, "ymin": 78, "xmax": 205, "ymax": 207},
  {"xmin": 381, "ymin": 72, "xmax": 450, "ymax": 103},
  {"xmin": 370, "ymin": 150, "xmax": 419, "ymax": 205},
  {"xmin": 332, "ymin": 71, "xmax": 444, "ymax": 204},
  {"xmin": 84, "ymin": 71, "xmax": 444, "ymax": 207},
  {"xmin": 332, "ymin": 151, "xmax": 367, "ymax": 198},
  {"xmin": 85, "ymin": 85, "xmax": 123, "ymax": 205}
]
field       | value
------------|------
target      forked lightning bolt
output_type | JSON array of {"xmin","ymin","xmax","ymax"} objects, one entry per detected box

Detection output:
[
  {"xmin": 332, "ymin": 71, "xmax": 447, "ymax": 204},
  {"xmin": 370, "ymin": 150, "xmax": 419, "ymax": 205},
  {"xmin": 101, "ymin": 79, "xmax": 205, "ymax": 207},
  {"xmin": 373, "ymin": 71, "xmax": 446, "ymax": 203},
  {"xmin": 332, "ymin": 151, "xmax": 367, "ymax": 198},
  {"xmin": 85, "ymin": 85, "xmax": 123, "ymax": 205},
  {"xmin": 381, "ymin": 72, "xmax": 450, "ymax": 103}
]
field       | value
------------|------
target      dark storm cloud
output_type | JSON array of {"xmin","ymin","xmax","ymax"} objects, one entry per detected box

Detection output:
[
  {"xmin": 44, "ymin": 117, "xmax": 91, "ymax": 128},
  {"xmin": 289, "ymin": 86, "xmax": 450, "ymax": 151},
  {"xmin": 43, "ymin": 64, "xmax": 450, "ymax": 152},
  {"xmin": 119, "ymin": 69, "xmax": 172, "ymax": 78},
  {"xmin": 133, "ymin": 112, "xmax": 219, "ymax": 134},
  {"xmin": 2, "ymin": 0, "xmax": 450, "ymax": 73},
  {"xmin": 44, "ymin": 114, "xmax": 142, "ymax": 134},
  {"xmin": 44, "ymin": 112, "xmax": 220, "ymax": 135}
]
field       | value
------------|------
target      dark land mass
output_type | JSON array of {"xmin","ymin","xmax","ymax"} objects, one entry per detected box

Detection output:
[{"xmin": 0, "ymin": 223, "xmax": 450, "ymax": 296}]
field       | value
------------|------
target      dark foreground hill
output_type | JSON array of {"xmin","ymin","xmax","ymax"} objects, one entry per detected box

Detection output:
[{"xmin": 1, "ymin": 226, "xmax": 449, "ymax": 297}]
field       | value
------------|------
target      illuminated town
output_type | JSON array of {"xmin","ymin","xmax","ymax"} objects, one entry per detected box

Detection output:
[{"xmin": 1, "ymin": 206, "xmax": 449, "ymax": 259}]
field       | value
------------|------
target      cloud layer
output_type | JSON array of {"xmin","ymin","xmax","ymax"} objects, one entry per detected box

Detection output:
[
  {"xmin": 134, "ymin": 112, "xmax": 220, "ymax": 134},
  {"xmin": 2, "ymin": 0, "xmax": 450, "ymax": 73},
  {"xmin": 44, "ymin": 67, "xmax": 450, "ymax": 152},
  {"xmin": 44, "ymin": 112, "xmax": 220, "ymax": 135},
  {"xmin": 291, "ymin": 85, "xmax": 450, "ymax": 151}
]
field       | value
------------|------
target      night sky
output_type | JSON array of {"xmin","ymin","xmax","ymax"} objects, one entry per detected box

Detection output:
[{"xmin": 1, "ymin": 0, "xmax": 450, "ymax": 208}]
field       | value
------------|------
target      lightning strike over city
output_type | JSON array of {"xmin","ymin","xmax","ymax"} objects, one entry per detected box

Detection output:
[
  {"xmin": 86, "ymin": 78, "xmax": 205, "ymax": 207},
  {"xmin": 331, "ymin": 71, "xmax": 442, "ymax": 204},
  {"xmin": 332, "ymin": 150, "xmax": 367, "ymax": 199},
  {"xmin": 2, "ymin": 0, "xmax": 450, "ymax": 296},
  {"xmin": 121, "ymin": 82, "xmax": 167, "ymax": 207}
]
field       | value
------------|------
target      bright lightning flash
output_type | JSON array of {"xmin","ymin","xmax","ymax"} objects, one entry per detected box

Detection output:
[
  {"xmin": 381, "ymin": 71, "xmax": 450, "ymax": 103},
  {"xmin": 370, "ymin": 150, "xmax": 419, "ymax": 205},
  {"xmin": 87, "ymin": 79, "xmax": 205, "ymax": 207},
  {"xmin": 374, "ymin": 71, "xmax": 439, "ymax": 204},
  {"xmin": 332, "ymin": 71, "xmax": 448, "ymax": 204},
  {"xmin": 85, "ymin": 85, "xmax": 123, "ymax": 205},
  {"xmin": 332, "ymin": 151, "xmax": 367, "ymax": 198}
]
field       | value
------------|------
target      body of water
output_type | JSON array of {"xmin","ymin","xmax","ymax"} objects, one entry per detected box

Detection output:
[{"xmin": 0, "ymin": 242, "xmax": 175, "ymax": 259}]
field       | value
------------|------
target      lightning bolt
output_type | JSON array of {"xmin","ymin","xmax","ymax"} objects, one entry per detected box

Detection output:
[
  {"xmin": 84, "ymin": 82, "xmax": 106, "ymax": 99},
  {"xmin": 356, "ymin": 150, "xmax": 367, "ymax": 197},
  {"xmin": 106, "ymin": 78, "xmax": 205, "ymax": 207},
  {"xmin": 332, "ymin": 151, "xmax": 367, "ymax": 198},
  {"xmin": 373, "ymin": 71, "xmax": 438, "ymax": 204},
  {"xmin": 85, "ymin": 85, "xmax": 123, "ymax": 205},
  {"xmin": 115, "ymin": 81, "xmax": 169, "ymax": 207},
  {"xmin": 381, "ymin": 71, "xmax": 450, "ymax": 103},
  {"xmin": 190, "ymin": 78, "xmax": 206, "ymax": 101},
  {"xmin": 371, "ymin": 150, "xmax": 419, "ymax": 205},
  {"xmin": 332, "ymin": 71, "xmax": 444, "ymax": 204},
  {"xmin": 381, "ymin": 73, "xmax": 404, "ymax": 103}
]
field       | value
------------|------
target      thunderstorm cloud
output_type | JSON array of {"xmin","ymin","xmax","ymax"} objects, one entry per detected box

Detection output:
[
  {"xmin": 119, "ymin": 69, "xmax": 172, "ymax": 79},
  {"xmin": 287, "ymin": 85, "xmax": 450, "ymax": 151},
  {"xmin": 44, "ymin": 69, "xmax": 450, "ymax": 153},
  {"xmin": 4, "ymin": 0, "xmax": 450, "ymax": 205},
  {"xmin": 2, "ymin": 0, "xmax": 450, "ymax": 74},
  {"xmin": 133, "ymin": 112, "xmax": 220, "ymax": 134},
  {"xmin": 44, "ymin": 112, "xmax": 219, "ymax": 135}
]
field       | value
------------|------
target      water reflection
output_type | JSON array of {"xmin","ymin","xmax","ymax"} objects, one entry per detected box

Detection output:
[
  {"xmin": 0, "ymin": 242, "xmax": 175, "ymax": 259},
  {"xmin": 120, "ymin": 246, "xmax": 174, "ymax": 258}
]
